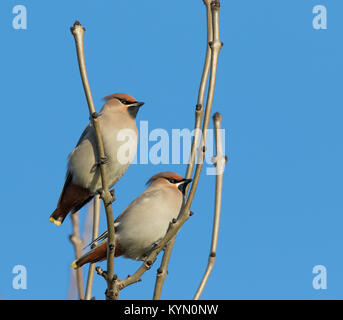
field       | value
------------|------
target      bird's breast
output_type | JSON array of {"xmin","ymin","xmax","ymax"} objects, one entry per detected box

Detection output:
[
  {"xmin": 115, "ymin": 188, "xmax": 183, "ymax": 260},
  {"xmin": 68, "ymin": 117, "xmax": 138, "ymax": 193}
]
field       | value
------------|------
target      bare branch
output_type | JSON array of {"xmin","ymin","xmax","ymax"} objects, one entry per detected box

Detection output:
[
  {"xmin": 70, "ymin": 21, "xmax": 117, "ymax": 300},
  {"xmin": 186, "ymin": 0, "xmax": 223, "ymax": 207},
  {"xmin": 116, "ymin": 260, "xmax": 152, "ymax": 291},
  {"xmin": 153, "ymin": 0, "xmax": 222, "ymax": 299},
  {"xmin": 69, "ymin": 211, "xmax": 84, "ymax": 300},
  {"xmin": 193, "ymin": 112, "xmax": 226, "ymax": 300},
  {"xmin": 152, "ymin": 237, "xmax": 176, "ymax": 300},
  {"xmin": 84, "ymin": 195, "xmax": 101, "ymax": 300},
  {"xmin": 67, "ymin": 0, "xmax": 223, "ymax": 300},
  {"xmin": 185, "ymin": 0, "xmax": 213, "ymax": 184}
]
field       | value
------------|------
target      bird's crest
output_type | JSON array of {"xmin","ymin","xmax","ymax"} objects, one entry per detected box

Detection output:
[
  {"xmin": 103, "ymin": 93, "xmax": 137, "ymax": 103},
  {"xmin": 146, "ymin": 172, "xmax": 185, "ymax": 186}
]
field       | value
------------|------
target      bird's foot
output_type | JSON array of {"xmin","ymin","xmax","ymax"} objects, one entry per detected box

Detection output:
[
  {"xmin": 109, "ymin": 189, "xmax": 116, "ymax": 202},
  {"xmin": 90, "ymin": 156, "xmax": 109, "ymax": 172}
]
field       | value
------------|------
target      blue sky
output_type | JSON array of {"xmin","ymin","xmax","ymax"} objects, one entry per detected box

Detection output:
[{"xmin": 0, "ymin": 0, "xmax": 342, "ymax": 300}]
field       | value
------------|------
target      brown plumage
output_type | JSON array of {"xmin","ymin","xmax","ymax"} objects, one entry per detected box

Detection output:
[
  {"xmin": 72, "ymin": 239, "xmax": 124, "ymax": 268},
  {"xmin": 146, "ymin": 171, "xmax": 184, "ymax": 186},
  {"xmin": 50, "ymin": 173, "xmax": 92, "ymax": 226},
  {"xmin": 103, "ymin": 93, "xmax": 137, "ymax": 103}
]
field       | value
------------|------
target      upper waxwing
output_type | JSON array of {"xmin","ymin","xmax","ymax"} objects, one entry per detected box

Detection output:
[
  {"xmin": 71, "ymin": 172, "xmax": 192, "ymax": 268},
  {"xmin": 50, "ymin": 93, "xmax": 144, "ymax": 226}
]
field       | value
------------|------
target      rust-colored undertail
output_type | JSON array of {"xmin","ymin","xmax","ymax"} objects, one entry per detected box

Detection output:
[
  {"xmin": 49, "ymin": 173, "xmax": 93, "ymax": 226},
  {"xmin": 71, "ymin": 240, "xmax": 123, "ymax": 269}
]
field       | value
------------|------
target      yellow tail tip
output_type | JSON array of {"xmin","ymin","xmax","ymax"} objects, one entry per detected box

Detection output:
[
  {"xmin": 49, "ymin": 217, "xmax": 62, "ymax": 226},
  {"xmin": 71, "ymin": 260, "xmax": 78, "ymax": 269}
]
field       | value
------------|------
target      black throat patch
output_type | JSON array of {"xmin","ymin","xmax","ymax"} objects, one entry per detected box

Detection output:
[{"xmin": 127, "ymin": 105, "xmax": 140, "ymax": 118}]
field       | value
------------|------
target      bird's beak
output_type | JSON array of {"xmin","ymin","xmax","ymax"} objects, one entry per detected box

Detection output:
[
  {"xmin": 128, "ymin": 101, "xmax": 144, "ymax": 118},
  {"xmin": 134, "ymin": 101, "xmax": 145, "ymax": 108},
  {"xmin": 178, "ymin": 178, "xmax": 192, "ymax": 194}
]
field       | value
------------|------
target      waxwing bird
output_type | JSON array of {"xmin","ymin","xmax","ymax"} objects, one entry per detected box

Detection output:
[
  {"xmin": 50, "ymin": 93, "xmax": 144, "ymax": 226},
  {"xmin": 71, "ymin": 172, "xmax": 192, "ymax": 268}
]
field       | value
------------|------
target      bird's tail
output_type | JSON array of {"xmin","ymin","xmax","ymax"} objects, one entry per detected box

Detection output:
[
  {"xmin": 49, "ymin": 207, "xmax": 68, "ymax": 226},
  {"xmin": 71, "ymin": 241, "xmax": 108, "ymax": 269},
  {"xmin": 49, "ymin": 172, "xmax": 93, "ymax": 227}
]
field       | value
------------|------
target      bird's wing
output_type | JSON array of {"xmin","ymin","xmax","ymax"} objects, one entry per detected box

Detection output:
[
  {"xmin": 114, "ymin": 189, "xmax": 162, "ymax": 223},
  {"xmin": 58, "ymin": 172, "xmax": 73, "ymax": 205},
  {"xmin": 67, "ymin": 124, "xmax": 93, "ymax": 167},
  {"xmin": 83, "ymin": 222, "xmax": 119, "ymax": 250},
  {"xmin": 83, "ymin": 230, "xmax": 107, "ymax": 249},
  {"xmin": 75, "ymin": 124, "xmax": 92, "ymax": 147},
  {"xmin": 84, "ymin": 189, "xmax": 162, "ymax": 249}
]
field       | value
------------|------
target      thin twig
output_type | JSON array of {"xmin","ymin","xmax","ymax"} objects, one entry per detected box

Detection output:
[
  {"xmin": 185, "ymin": 0, "xmax": 214, "ymax": 184},
  {"xmin": 186, "ymin": 0, "xmax": 222, "ymax": 210},
  {"xmin": 193, "ymin": 112, "xmax": 226, "ymax": 300},
  {"xmin": 67, "ymin": 269, "xmax": 77, "ymax": 300},
  {"xmin": 69, "ymin": 0, "xmax": 223, "ymax": 299},
  {"xmin": 116, "ymin": 220, "xmax": 182, "ymax": 291},
  {"xmin": 70, "ymin": 21, "xmax": 117, "ymax": 300},
  {"xmin": 104, "ymin": 0, "xmax": 221, "ymax": 298},
  {"xmin": 153, "ymin": 0, "xmax": 214, "ymax": 300},
  {"xmin": 152, "ymin": 236, "xmax": 176, "ymax": 300},
  {"xmin": 84, "ymin": 195, "xmax": 101, "ymax": 300},
  {"xmin": 69, "ymin": 211, "xmax": 84, "ymax": 300}
]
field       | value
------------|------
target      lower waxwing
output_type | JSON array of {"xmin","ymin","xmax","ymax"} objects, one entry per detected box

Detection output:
[
  {"xmin": 49, "ymin": 93, "xmax": 144, "ymax": 226},
  {"xmin": 71, "ymin": 172, "xmax": 192, "ymax": 268}
]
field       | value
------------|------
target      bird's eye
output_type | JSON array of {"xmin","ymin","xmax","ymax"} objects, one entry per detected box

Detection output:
[
  {"xmin": 168, "ymin": 178, "xmax": 177, "ymax": 184},
  {"xmin": 120, "ymin": 99, "xmax": 129, "ymax": 105}
]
